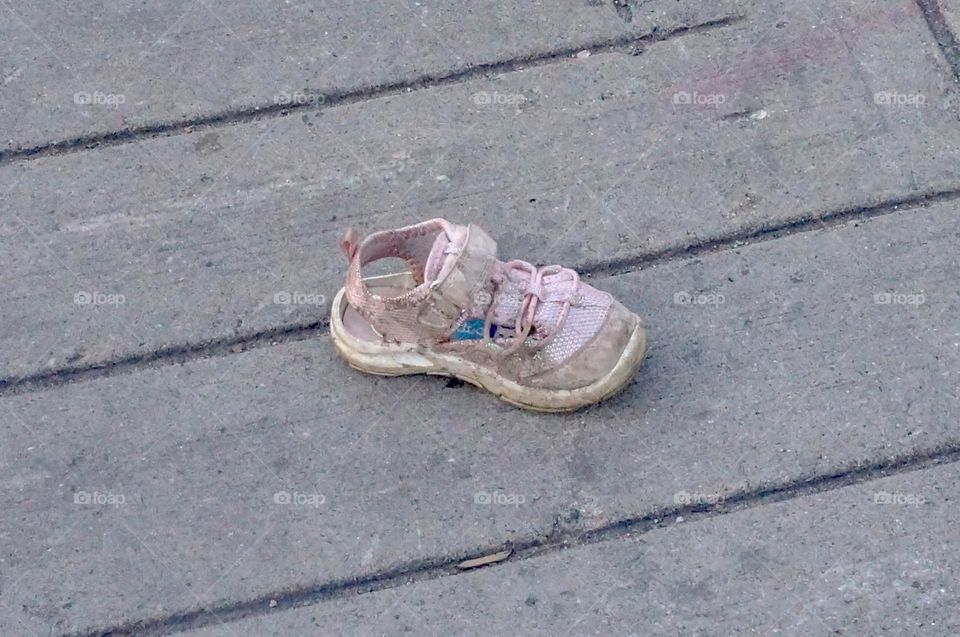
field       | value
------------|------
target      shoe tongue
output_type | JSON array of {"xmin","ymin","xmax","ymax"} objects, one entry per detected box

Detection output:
[{"xmin": 424, "ymin": 225, "xmax": 468, "ymax": 284}]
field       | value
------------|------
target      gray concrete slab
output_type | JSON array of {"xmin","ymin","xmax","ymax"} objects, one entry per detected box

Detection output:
[
  {"xmin": 0, "ymin": 0, "xmax": 738, "ymax": 153},
  {"xmin": 1, "ymin": 199, "xmax": 956, "ymax": 635},
  {"xmin": 2, "ymin": 0, "xmax": 959, "ymax": 384},
  {"xmin": 940, "ymin": 0, "xmax": 960, "ymax": 34},
  {"xmin": 188, "ymin": 461, "xmax": 960, "ymax": 637}
]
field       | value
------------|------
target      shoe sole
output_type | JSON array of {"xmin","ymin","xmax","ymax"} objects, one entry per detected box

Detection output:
[{"xmin": 329, "ymin": 287, "xmax": 647, "ymax": 413}]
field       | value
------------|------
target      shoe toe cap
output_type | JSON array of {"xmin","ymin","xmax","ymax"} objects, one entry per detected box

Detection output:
[{"xmin": 523, "ymin": 299, "xmax": 642, "ymax": 391}]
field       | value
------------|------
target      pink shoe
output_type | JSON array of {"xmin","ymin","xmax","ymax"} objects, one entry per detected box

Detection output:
[{"xmin": 330, "ymin": 219, "xmax": 646, "ymax": 412}]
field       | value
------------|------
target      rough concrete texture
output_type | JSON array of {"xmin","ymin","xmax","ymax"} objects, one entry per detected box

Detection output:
[
  {"xmin": 2, "ymin": 0, "xmax": 959, "ymax": 383},
  {"xmin": 188, "ymin": 462, "xmax": 960, "ymax": 637},
  {"xmin": 1, "ymin": 199, "xmax": 956, "ymax": 635},
  {"xmin": 0, "ymin": 0, "xmax": 739, "ymax": 153},
  {"xmin": 919, "ymin": 0, "xmax": 960, "ymax": 84},
  {"xmin": 4, "ymin": 0, "xmax": 960, "ymax": 635},
  {"xmin": 939, "ymin": 0, "xmax": 960, "ymax": 37}
]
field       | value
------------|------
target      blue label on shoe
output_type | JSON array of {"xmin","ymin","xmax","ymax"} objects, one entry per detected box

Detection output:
[{"xmin": 451, "ymin": 318, "xmax": 495, "ymax": 340}]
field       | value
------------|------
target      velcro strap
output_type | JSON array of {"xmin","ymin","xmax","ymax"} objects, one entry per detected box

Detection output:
[{"xmin": 416, "ymin": 224, "xmax": 497, "ymax": 335}]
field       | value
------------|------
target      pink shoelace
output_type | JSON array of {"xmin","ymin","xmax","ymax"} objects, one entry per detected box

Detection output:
[{"xmin": 482, "ymin": 260, "xmax": 580, "ymax": 356}]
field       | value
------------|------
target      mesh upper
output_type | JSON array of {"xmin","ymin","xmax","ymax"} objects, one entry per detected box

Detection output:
[
  {"xmin": 486, "ymin": 268, "xmax": 611, "ymax": 366},
  {"xmin": 540, "ymin": 284, "xmax": 610, "ymax": 365}
]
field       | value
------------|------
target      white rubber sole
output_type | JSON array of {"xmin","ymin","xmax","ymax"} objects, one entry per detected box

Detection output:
[{"xmin": 329, "ymin": 286, "xmax": 647, "ymax": 412}]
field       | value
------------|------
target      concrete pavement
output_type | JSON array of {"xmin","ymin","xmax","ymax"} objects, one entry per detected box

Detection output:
[
  {"xmin": 2, "ymin": 198, "xmax": 957, "ymax": 634},
  {"xmin": 3, "ymin": 0, "xmax": 958, "ymax": 385},
  {"xmin": 188, "ymin": 462, "xmax": 960, "ymax": 636},
  {"xmin": 0, "ymin": 0, "xmax": 738, "ymax": 155},
  {"xmin": 1, "ymin": 0, "xmax": 959, "ymax": 635}
]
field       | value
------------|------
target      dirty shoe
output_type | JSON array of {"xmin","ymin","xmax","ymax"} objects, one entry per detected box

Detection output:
[{"xmin": 330, "ymin": 218, "xmax": 646, "ymax": 412}]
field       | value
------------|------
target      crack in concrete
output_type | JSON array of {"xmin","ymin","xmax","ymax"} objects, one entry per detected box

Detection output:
[
  {"xmin": 63, "ymin": 442, "xmax": 960, "ymax": 637},
  {"xmin": 5, "ymin": 6, "xmax": 956, "ymax": 634},
  {"xmin": 915, "ymin": 0, "xmax": 960, "ymax": 81},
  {"xmin": 2, "ymin": 185, "xmax": 958, "ymax": 398},
  {"xmin": 0, "ymin": 15, "xmax": 742, "ymax": 167},
  {"xmin": 577, "ymin": 186, "xmax": 960, "ymax": 276}
]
